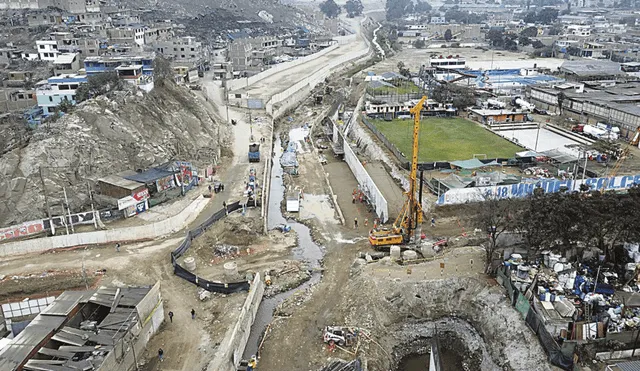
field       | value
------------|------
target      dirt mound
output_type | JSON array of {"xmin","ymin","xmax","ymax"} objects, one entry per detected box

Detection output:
[
  {"xmin": 0, "ymin": 82, "xmax": 229, "ymax": 227},
  {"xmin": 340, "ymin": 275, "xmax": 552, "ymax": 371}
]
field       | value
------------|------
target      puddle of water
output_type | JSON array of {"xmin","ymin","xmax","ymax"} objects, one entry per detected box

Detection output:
[
  {"xmin": 400, "ymin": 350, "xmax": 463, "ymax": 371},
  {"xmin": 243, "ymin": 130, "xmax": 324, "ymax": 359}
]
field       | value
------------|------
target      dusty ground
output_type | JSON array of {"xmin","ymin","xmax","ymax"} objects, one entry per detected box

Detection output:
[{"xmin": 367, "ymin": 47, "xmax": 565, "ymax": 75}]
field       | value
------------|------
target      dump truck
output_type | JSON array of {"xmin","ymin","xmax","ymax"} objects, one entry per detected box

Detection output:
[{"xmin": 248, "ymin": 143, "xmax": 260, "ymax": 162}]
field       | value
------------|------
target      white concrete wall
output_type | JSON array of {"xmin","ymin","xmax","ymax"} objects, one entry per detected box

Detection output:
[
  {"xmin": 226, "ymin": 44, "xmax": 340, "ymax": 92},
  {"xmin": 333, "ymin": 118, "xmax": 389, "ymax": 222},
  {"xmin": 266, "ymin": 19, "xmax": 373, "ymax": 119},
  {"xmin": 207, "ymin": 273, "xmax": 265, "ymax": 371},
  {"xmin": 0, "ymin": 196, "xmax": 210, "ymax": 257}
]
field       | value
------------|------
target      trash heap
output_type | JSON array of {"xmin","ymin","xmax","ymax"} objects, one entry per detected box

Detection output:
[
  {"xmin": 281, "ymin": 141, "xmax": 299, "ymax": 175},
  {"xmin": 501, "ymin": 250, "xmax": 637, "ymax": 342}
]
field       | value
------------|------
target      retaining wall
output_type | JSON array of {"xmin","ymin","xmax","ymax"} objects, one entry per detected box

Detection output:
[
  {"xmin": 332, "ymin": 118, "xmax": 389, "ymax": 222},
  {"xmin": 226, "ymin": 44, "xmax": 340, "ymax": 92},
  {"xmin": 207, "ymin": 273, "xmax": 265, "ymax": 371},
  {"xmin": 0, "ymin": 196, "xmax": 210, "ymax": 257},
  {"xmin": 266, "ymin": 22, "xmax": 373, "ymax": 119}
]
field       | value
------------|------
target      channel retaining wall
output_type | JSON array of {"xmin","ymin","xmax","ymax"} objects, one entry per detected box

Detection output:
[
  {"xmin": 207, "ymin": 273, "xmax": 265, "ymax": 371},
  {"xmin": 0, "ymin": 196, "xmax": 210, "ymax": 257},
  {"xmin": 266, "ymin": 21, "xmax": 373, "ymax": 119},
  {"xmin": 226, "ymin": 44, "xmax": 340, "ymax": 92}
]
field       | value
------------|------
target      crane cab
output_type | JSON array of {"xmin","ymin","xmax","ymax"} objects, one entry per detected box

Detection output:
[{"xmin": 368, "ymin": 228, "xmax": 405, "ymax": 247}]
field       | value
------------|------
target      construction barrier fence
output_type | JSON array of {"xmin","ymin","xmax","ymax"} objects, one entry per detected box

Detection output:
[
  {"xmin": 170, "ymin": 200, "xmax": 253, "ymax": 294},
  {"xmin": 496, "ymin": 266, "xmax": 574, "ymax": 370}
]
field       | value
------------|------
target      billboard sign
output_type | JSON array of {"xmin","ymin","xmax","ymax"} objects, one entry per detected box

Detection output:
[
  {"xmin": 0, "ymin": 220, "xmax": 45, "ymax": 241},
  {"xmin": 437, "ymin": 174, "xmax": 640, "ymax": 205}
]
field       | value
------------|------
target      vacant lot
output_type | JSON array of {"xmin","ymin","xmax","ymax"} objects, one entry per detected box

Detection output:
[{"xmin": 371, "ymin": 117, "xmax": 523, "ymax": 161}]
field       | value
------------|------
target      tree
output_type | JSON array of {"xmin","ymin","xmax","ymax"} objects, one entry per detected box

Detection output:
[
  {"xmin": 444, "ymin": 28, "xmax": 453, "ymax": 41},
  {"xmin": 386, "ymin": 0, "xmax": 413, "ymax": 20},
  {"xmin": 520, "ymin": 26, "xmax": 538, "ymax": 38},
  {"xmin": 474, "ymin": 198, "xmax": 520, "ymax": 273},
  {"xmin": 344, "ymin": 0, "xmax": 363, "ymax": 17},
  {"xmin": 532, "ymin": 40, "xmax": 546, "ymax": 49},
  {"xmin": 320, "ymin": 0, "xmax": 341, "ymax": 18},
  {"xmin": 413, "ymin": 39, "xmax": 426, "ymax": 49},
  {"xmin": 415, "ymin": 0, "xmax": 432, "ymax": 13},
  {"xmin": 523, "ymin": 8, "xmax": 558, "ymax": 24},
  {"xmin": 397, "ymin": 61, "xmax": 410, "ymax": 77},
  {"xmin": 549, "ymin": 24, "xmax": 563, "ymax": 35},
  {"xmin": 432, "ymin": 84, "xmax": 475, "ymax": 110},
  {"xmin": 538, "ymin": 8, "xmax": 559, "ymax": 24},
  {"xmin": 153, "ymin": 56, "xmax": 174, "ymax": 87},
  {"xmin": 556, "ymin": 91, "xmax": 565, "ymax": 114},
  {"xmin": 516, "ymin": 194, "xmax": 555, "ymax": 252},
  {"xmin": 486, "ymin": 28, "xmax": 505, "ymax": 48},
  {"xmin": 75, "ymin": 72, "xmax": 123, "ymax": 102}
]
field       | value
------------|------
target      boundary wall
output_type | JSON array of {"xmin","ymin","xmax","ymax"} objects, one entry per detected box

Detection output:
[
  {"xmin": 0, "ymin": 196, "xmax": 210, "ymax": 257},
  {"xmin": 207, "ymin": 273, "xmax": 265, "ymax": 371},
  {"xmin": 331, "ymin": 118, "xmax": 389, "ymax": 222},
  {"xmin": 266, "ymin": 19, "xmax": 374, "ymax": 119},
  {"xmin": 226, "ymin": 44, "xmax": 340, "ymax": 92}
]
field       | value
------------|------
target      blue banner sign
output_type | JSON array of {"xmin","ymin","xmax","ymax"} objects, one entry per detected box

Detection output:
[{"xmin": 437, "ymin": 174, "xmax": 640, "ymax": 205}]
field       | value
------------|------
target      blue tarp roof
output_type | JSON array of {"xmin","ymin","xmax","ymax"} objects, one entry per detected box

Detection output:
[
  {"xmin": 450, "ymin": 158, "xmax": 500, "ymax": 169},
  {"xmin": 124, "ymin": 168, "xmax": 175, "ymax": 183}
]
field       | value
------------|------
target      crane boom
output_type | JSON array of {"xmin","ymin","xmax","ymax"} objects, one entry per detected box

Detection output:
[
  {"xmin": 369, "ymin": 96, "xmax": 427, "ymax": 247},
  {"xmin": 407, "ymin": 96, "xmax": 425, "ymax": 230}
]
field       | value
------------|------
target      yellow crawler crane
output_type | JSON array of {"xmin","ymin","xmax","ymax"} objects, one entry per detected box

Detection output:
[{"xmin": 369, "ymin": 96, "xmax": 426, "ymax": 247}]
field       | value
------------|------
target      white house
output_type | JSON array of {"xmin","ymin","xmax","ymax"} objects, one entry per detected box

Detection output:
[
  {"xmin": 35, "ymin": 74, "xmax": 87, "ymax": 116},
  {"xmin": 36, "ymin": 39, "xmax": 59, "ymax": 61}
]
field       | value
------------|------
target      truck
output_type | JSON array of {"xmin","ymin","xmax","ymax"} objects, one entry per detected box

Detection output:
[
  {"xmin": 583, "ymin": 124, "xmax": 608, "ymax": 139},
  {"xmin": 248, "ymin": 143, "xmax": 260, "ymax": 162},
  {"xmin": 511, "ymin": 96, "xmax": 535, "ymax": 112},
  {"xmin": 487, "ymin": 98, "xmax": 506, "ymax": 109}
]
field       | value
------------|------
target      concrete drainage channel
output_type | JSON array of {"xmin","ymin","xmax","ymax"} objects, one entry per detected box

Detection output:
[
  {"xmin": 242, "ymin": 129, "xmax": 325, "ymax": 360},
  {"xmin": 393, "ymin": 318, "xmax": 496, "ymax": 371}
]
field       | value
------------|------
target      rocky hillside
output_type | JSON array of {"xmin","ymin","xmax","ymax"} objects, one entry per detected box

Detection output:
[{"xmin": 0, "ymin": 82, "xmax": 230, "ymax": 227}]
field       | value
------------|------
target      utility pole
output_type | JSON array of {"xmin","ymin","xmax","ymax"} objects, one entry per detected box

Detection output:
[
  {"xmin": 63, "ymin": 187, "xmax": 75, "ymax": 233},
  {"xmin": 87, "ymin": 182, "xmax": 98, "ymax": 229},
  {"xmin": 39, "ymin": 167, "xmax": 55, "ymax": 236},
  {"xmin": 534, "ymin": 121, "xmax": 541, "ymax": 151}
]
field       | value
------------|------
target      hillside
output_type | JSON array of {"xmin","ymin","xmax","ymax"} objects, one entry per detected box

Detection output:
[{"xmin": 0, "ymin": 82, "xmax": 230, "ymax": 227}]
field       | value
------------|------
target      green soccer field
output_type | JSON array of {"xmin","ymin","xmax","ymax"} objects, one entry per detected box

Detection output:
[{"xmin": 371, "ymin": 117, "xmax": 523, "ymax": 162}]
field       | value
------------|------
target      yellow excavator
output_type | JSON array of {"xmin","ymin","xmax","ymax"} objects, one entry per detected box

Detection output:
[{"xmin": 369, "ymin": 96, "xmax": 426, "ymax": 247}]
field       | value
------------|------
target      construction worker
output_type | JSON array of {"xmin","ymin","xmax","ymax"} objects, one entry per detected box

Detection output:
[
  {"xmin": 431, "ymin": 217, "xmax": 436, "ymax": 227},
  {"xmin": 354, "ymin": 217, "xmax": 358, "ymax": 229},
  {"xmin": 364, "ymin": 218, "xmax": 369, "ymax": 227},
  {"xmin": 247, "ymin": 355, "xmax": 257, "ymax": 371}
]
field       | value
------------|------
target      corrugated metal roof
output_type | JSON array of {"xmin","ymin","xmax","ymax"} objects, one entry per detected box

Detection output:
[
  {"xmin": 40, "ymin": 291, "xmax": 89, "ymax": 316},
  {"xmin": 97, "ymin": 171, "xmax": 144, "ymax": 190},
  {"xmin": 561, "ymin": 60, "xmax": 622, "ymax": 77},
  {"xmin": 613, "ymin": 360, "xmax": 640, "ymax": 371},
  {"xmin": 123, "ymin": 168, "xmax": 175, "ymax": 183}
]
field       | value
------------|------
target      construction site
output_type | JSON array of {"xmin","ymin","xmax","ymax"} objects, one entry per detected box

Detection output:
[{"xmin": 6, "ymin": 3, "xmax": 640, "ymax": 371}]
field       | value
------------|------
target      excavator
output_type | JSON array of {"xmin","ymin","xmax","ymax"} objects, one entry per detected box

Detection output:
[{"xmin": 369, "ymin": 96, "xmax": 427, "ymax": 247}]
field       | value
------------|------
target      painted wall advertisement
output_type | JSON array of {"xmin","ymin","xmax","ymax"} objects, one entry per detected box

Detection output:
[
  {"xmin": 437, "ymin": 174, "xmax": 640, "ymax": 205},
  {"xmin": 117, "ymin": 188, "xmax": 150, "ymax": 210},
  {"xmin": 155, "ymin": 176, "xmax": 174, "ymax": 192},
  {"xmin": 0, "ymin": 220, "xmax": 45, "ymax": 241}
]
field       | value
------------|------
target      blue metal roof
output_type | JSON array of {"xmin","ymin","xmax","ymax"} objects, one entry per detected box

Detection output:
[{"xmin": 124, "ymin": 168, "xmax": 175, "ymax": 183}]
